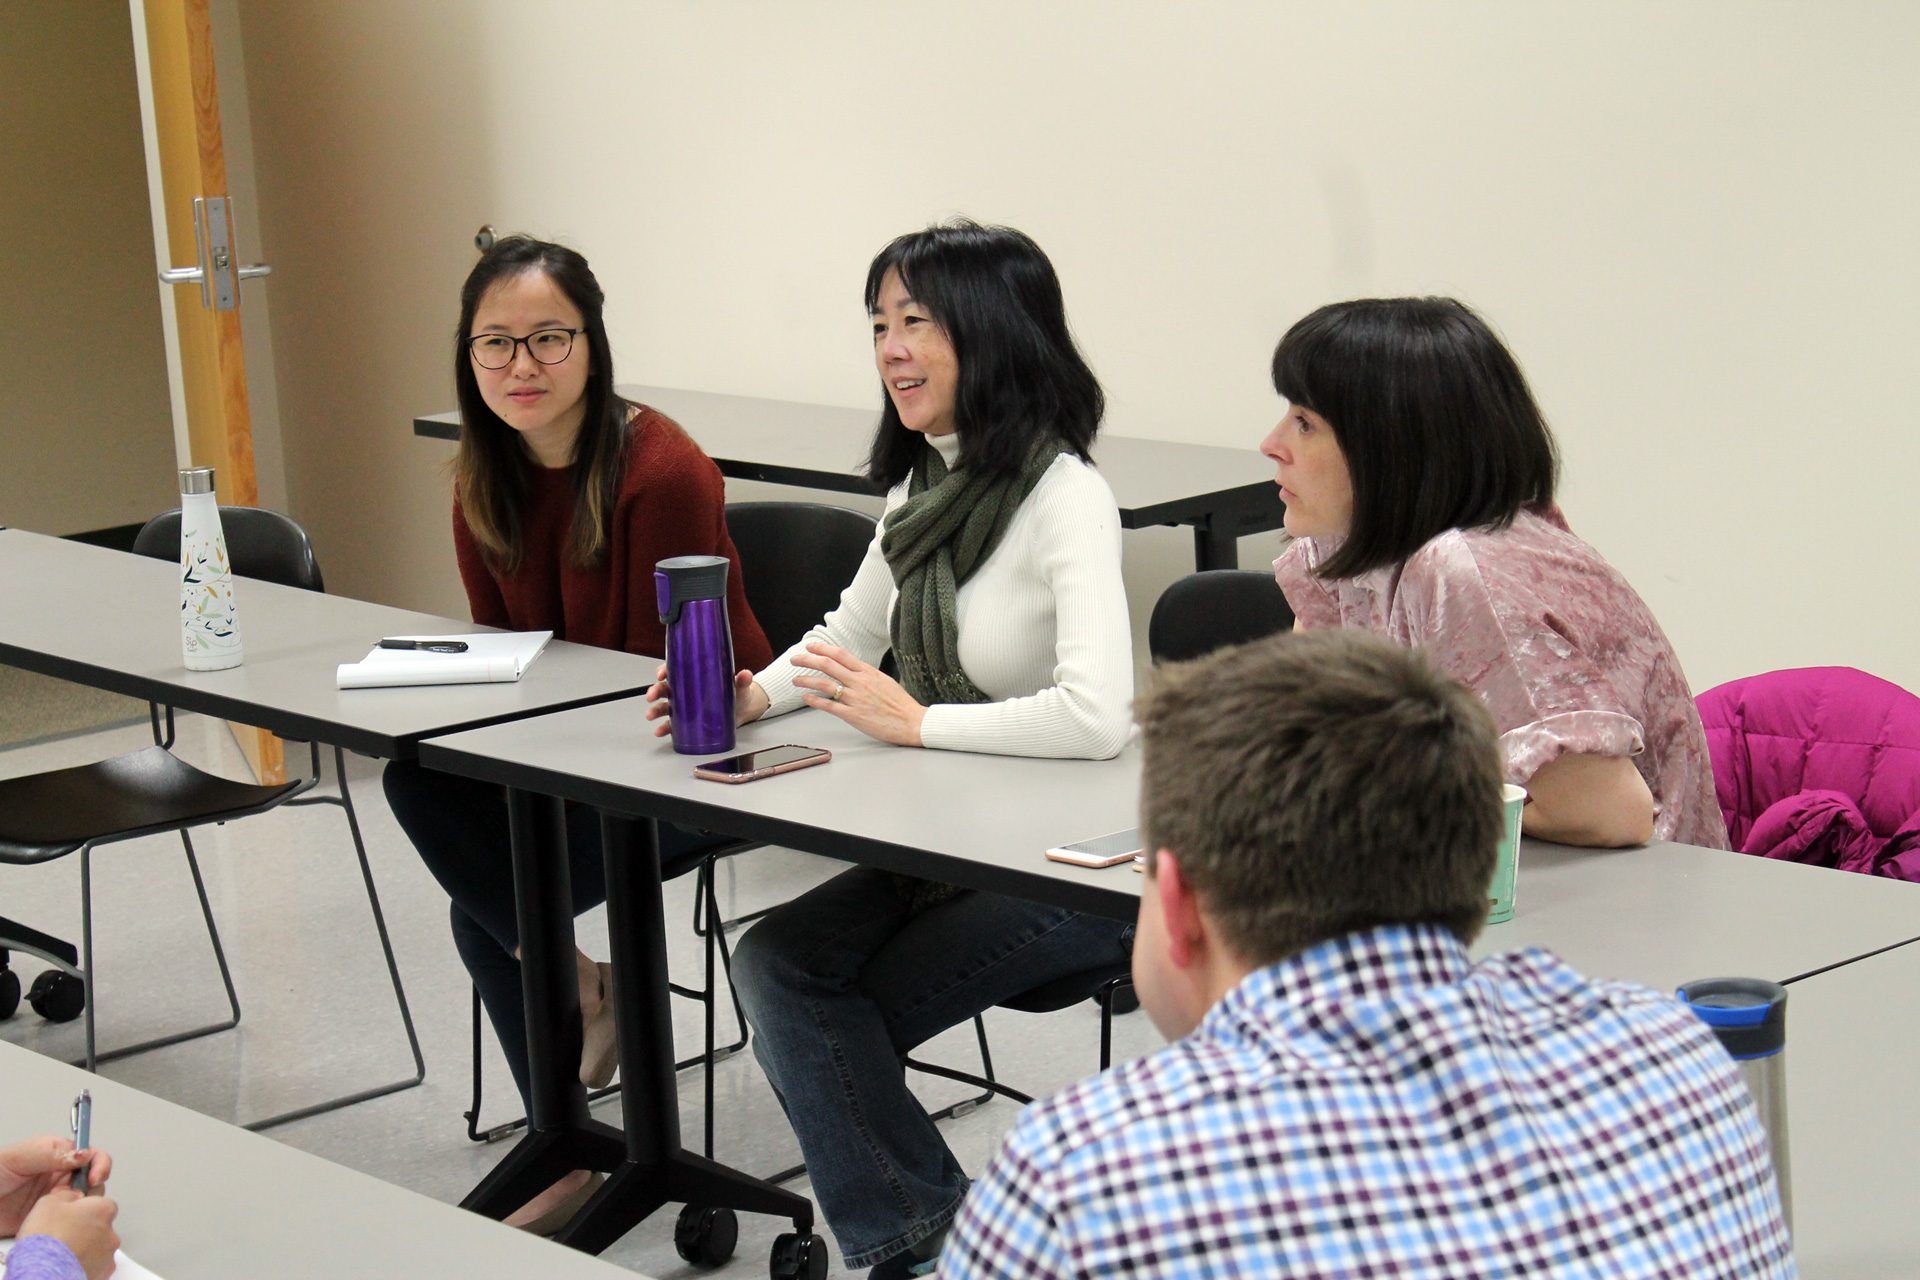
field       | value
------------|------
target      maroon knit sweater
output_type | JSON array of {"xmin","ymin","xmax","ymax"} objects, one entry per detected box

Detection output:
[{"xmin": 452, "ymin": 405, "xmax": 772, "ymax": 669}]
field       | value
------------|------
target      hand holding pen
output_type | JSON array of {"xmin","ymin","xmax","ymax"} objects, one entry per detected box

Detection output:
[
  {"xmin": 0, "ymin": 1125, "xmax": 112, "ymax": 1232},
  {"xmin": 0, "ymin": 1104, "xmax": 119, "ymax": 1280}
]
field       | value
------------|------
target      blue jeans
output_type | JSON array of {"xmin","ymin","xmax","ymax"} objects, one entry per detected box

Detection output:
[{"xmin": 732, "ymin": 867, "xmax": 1133, "ymax": 1269}]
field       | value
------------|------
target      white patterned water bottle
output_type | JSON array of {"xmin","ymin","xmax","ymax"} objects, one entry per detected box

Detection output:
[{"xmin": 179, "ymin": 467, "xmax": 243, "ymax": 670}]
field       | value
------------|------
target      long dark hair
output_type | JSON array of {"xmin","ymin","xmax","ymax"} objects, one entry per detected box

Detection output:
[
  {"xmin": 1271, "ymin": 297, "xmax": 1559, "ymax": 579},
  {"xmin": 453, "ymin": 235, "xmax": 626, "ymax": 571},
  {"xmin": 863, "ymin": 220, "xmax": 1103, "ymax": 488}
]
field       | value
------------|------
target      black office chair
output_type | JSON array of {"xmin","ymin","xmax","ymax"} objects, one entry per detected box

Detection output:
[
  {"xmin": 902, "ymin": 570, "xmax": 1296, "ymax": 1111},
  {"xmin": 463, "ymin": 500, "xmax": 880, "ymax": 1158},
  {"xmin": 723, "ymin": 501, "xmax": 879, "ymax": 668},
  {"xmin": 0, "ymin": 507, "xmax": 425, "ymax": 1131},
  {"xmin": 1147, "ymin": 569, "xmax": 1296, "ymax": 664}
]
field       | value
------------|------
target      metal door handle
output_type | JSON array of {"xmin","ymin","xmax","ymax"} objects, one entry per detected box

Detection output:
[
  {"xmin": 157, "ymin": 196, "xmax": 270, "ymax": 310},
  {"xmin": 162, "ymin": 263, "xmax": 272, "ymax": 284}
]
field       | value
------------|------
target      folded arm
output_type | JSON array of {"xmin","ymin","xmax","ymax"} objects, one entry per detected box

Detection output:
[{"xmin": 1522, "ymin": 751, "xmax": 1655, "ymax": 847}]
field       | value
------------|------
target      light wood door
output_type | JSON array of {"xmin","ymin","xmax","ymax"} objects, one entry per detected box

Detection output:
[{"xmin": 143, "ymin": 0, "xmax": 282, "ymax": 783}]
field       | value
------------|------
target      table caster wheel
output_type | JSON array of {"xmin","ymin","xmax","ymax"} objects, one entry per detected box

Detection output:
[
  {"xmin": 28, "ymin": 971, "xmax": 84, "ymax": 1023},
  {"xmin": 674, "ymin": 1204, "xmax": 738, "ymax": 1268},
  {"xmin": 0, "ymin": 967, "xmax": 19, "ymax": 1021},
  {"xmin": 768, "ymin": 1231, "xmax": 828, "ymax": 1280}
]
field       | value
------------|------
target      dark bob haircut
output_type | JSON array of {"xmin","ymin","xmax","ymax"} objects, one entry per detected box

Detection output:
[
  {"xmin": 863, "ymin": 219, "xmax": 1103, "ymax": 488},
  {"xmin": 453, "ymin": 235, "xmax": 626, "ymax": 571},
  {"xmin": 1271, "ymin": 297, "xmax": 1559, "ymax": 580}
]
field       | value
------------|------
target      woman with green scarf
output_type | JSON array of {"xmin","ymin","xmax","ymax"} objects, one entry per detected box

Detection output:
[{"xmin": 649, "ymin": 220, "xmax": 1133, "ymax": 1276}]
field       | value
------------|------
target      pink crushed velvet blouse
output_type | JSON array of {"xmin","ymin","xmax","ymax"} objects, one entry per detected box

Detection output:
[{"xmin": 1275, "ymin": 507, "xmax": 1728, "ymax": 848}]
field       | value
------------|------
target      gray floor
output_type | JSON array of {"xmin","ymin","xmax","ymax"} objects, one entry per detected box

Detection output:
[
  {"xmin": 0, "ymin": 712, "xmax": 1160, "ymax": 1277},
  {"xmin": 0, "ymin": 665, "xmax": 145, "ymax": 747}
]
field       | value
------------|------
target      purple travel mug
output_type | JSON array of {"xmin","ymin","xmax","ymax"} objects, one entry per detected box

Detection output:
[{"xmin": 656, "ymin": 555, "xmax": 737, "ymax": 756}]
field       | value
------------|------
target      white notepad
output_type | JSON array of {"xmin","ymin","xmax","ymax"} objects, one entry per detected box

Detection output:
[{"xmin": 335, "ymin": 631, "xmax": 552, "ymax": 689}]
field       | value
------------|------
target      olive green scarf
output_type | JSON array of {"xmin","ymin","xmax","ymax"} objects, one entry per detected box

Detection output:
[
  {"xmin": 882, "ymin": 433, "xmax": 1061, "ymax": 912},
  {"xmin": 883, "ymin": 435, "xmax": 1062, "ymax": 707}
]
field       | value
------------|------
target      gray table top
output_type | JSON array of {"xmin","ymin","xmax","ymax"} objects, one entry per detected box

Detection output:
[
  {"xmin": 1775, "ymin": 937, "xmax": 1920, "ymax": 1278},
  {"xmin": 418, "ymin": 692, "xmax": 1920, "ymax": 970},
  {"xmin": 0, "ymin": 1042, "xmax": 645, "ymax": 1280},
  {"xmin": 1472, "ymin": 840, "xmax": 1920, "ymax": 992},
  {"xmin": 419, "ymin": 693, "xmax": 1146, "ymax": 920},
  {"xmin": 415, "ymin": 384, "xmax": 1283, "ymax": 532},
  {"xmin": 0, "ymin": 528, "xmax": 659, "ymax": 759}
]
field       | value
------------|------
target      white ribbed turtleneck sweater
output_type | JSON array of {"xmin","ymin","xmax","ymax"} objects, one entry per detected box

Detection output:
[{"xmin": 753, "ymin": 431, "xmax": 1134, "ymax": 759}]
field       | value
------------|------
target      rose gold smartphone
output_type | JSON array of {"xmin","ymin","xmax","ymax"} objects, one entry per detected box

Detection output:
[
  {"xmin": 692, "ymin": 744, "xmax": 832, "ymax": 783},
  {"xmin": 1043, "ymin": 828, "xmax": 1143, "ymax": 868}
]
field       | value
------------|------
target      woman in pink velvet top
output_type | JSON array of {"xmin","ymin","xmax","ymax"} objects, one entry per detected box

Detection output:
[{"xmin": 1265, "ymin": 297, "xmax": 1726, "ymax": 849}]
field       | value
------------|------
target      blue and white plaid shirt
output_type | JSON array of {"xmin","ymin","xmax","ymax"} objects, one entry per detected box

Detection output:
[{"xmin": 943, "ymin": 923, "xmax": 1793, "ymax": 1279}]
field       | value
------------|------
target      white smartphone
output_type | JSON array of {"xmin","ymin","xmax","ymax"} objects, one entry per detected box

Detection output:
[
  {"xmin": 693, "ymin": 744, "xmax": 832, "ymax": 783},
  {"xmin": 1044, "ymin": 828, "xmax": 1143, "ymax": 868}
]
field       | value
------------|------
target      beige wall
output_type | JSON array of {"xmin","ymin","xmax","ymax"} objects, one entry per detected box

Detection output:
[
  {"xmin": 235, "ymin": 1, "xmax": 1919, "ymax": 690},
  {"xmin": 2, "ymin": 3, "xmax": 177, "ymax": 536},
  {"xmin": 209, "ymin": 0, "xmax": 289, "ymax": 513}
]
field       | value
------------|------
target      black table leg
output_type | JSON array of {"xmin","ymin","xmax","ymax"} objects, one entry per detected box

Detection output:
[
  {"xmin": 1192, "ymin": 519, "xmax": 1240, "ymax": 571},
  {"xmin": 461, "ymin": 789, "xmax": 623, "ymax": 1219},
  {"xmin": 1182, "ymin": 486, "xmax": 1287, "ymax": 571},
  {"xmin": 555, "ymin": 812, "xmax": 814, "ymax": 1254}
]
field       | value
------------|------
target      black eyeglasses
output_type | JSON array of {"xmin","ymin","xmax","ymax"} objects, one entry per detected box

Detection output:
[{"xmin": 467, "ymin": 328, "xmax": 585, "ymax": 370}]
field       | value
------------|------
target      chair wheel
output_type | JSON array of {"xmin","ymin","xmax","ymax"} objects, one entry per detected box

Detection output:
[
  {"xmin": 0, "ymin": 968, "xmax": 19, "ymax": 1021},
  {"xmin": 27, "ymin": 971, "xmax": 84, "ymax": 1023},
  {"xmin": 768, "ymin": 1231, "xmax": 828, "ymax": 1280},
  {"xmin": 674, "ymin": 1204, "xmax": 738, "ymax": 1268},
  {"xmin": 1108, "ymin": 986, "xmax": 1141, "ymax": 1016}
]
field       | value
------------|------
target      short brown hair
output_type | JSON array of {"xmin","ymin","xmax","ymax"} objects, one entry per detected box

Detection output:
[{"xmin": 1135, "ymin": 629, "xmax": 1503, "ymax": 965}]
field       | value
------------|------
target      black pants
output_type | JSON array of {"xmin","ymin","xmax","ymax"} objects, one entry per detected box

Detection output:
[{"xmin": 382, "ymin": 759, "xmax": 719, "ymax": 1109}]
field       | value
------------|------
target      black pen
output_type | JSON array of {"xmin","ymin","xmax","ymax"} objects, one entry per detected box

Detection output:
[{"xmin": 379, "ymin": 638, "xmax": 470, "ymax": 653}]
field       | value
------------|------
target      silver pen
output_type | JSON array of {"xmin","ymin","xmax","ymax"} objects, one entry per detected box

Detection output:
[{"xmin": 69, "ymin": 1090, "xmax": 91, "ymax": 1191}]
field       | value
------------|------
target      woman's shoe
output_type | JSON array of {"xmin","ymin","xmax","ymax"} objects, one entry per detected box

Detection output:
[
  {"xmin": 506, "ymin": 1170, "xmax": 605, "ymax": 1236},
  {"xmin": 868, "ymin": 1227, "xmax": 948, "ymax": 1277},
  {"xmin": 580, "ymin": 960, "xmax": 619, "ymax": 1088}
]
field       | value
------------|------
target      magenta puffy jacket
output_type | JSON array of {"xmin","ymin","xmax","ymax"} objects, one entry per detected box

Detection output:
[{"xmin": 1696, "ymin": 666, "xmax": 1920, "ymax": 883}]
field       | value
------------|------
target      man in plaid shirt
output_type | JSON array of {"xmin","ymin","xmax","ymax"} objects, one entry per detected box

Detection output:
[{"xmin": 942, "ymin": 631, "xmax": 1793, "ymax": 1279}]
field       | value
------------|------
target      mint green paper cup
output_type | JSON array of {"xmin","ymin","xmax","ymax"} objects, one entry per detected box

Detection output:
[{"xmin": 1486, "ymin": 784, "xmax": 1527, "ymax": 924}]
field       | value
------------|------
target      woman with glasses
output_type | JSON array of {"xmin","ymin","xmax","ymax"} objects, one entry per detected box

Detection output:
[
  {"xmin": 648, "ymin": 220, "xmax": 1134, "ymax": 1278},
  {"xmin": 383, "ymin": 235, "xmax": 771, "ymax": 1234}
]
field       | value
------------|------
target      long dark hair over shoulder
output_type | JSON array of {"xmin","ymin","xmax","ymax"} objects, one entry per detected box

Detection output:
[
  {"xmin": 1271, "ymin": 297, "xmax": 1559, "ymax": 579},
  {"xmin": 863, "ymin": 220, "xmax": 1103, "ymax": 488},
  {"xmin": 453, "ymin": 235, "xmax": 627, "ymax": 572}
]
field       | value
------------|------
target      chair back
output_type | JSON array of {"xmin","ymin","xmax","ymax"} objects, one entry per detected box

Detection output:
[
  {"xmin": 1697, "ymin": 667, "xmax": 1920, "ymax": 864},
  {"xmin": 726, "ymin": 501, "xmax": 877, "ymax": 653},
  {"xmin": 132, "ymin": 507, "xmax": 324, "ymax": 593},
  {"xmin": 1147, "ymin": 569, "xmax": 1294, "ymax": 665}
]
